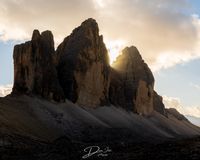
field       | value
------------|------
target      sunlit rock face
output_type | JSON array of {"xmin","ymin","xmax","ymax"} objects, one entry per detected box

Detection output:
[
  {"xmin": 12, "ymin": 30, "xmax": 65, "ymax": 102},
  {"xmin": 110, "ymin": 46, "xmax": 155, "ymax": 115},
  {"xmin": 135, "ymin": 80, "xmax": 154, "ymax": 115},
  {"xmin": 56, "ymin": 18, "xmax": 110, "ymax": 107}
]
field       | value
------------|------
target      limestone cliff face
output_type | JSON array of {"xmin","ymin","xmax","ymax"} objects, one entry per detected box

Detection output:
[
  {"xmin": 12, "ymin": 18, "xmax": 166, "ymax": 114},
  {"xmin": 110, "ymin": 46, "xmax": 154, "ymax": 115},
  {"xmin": 153, "ymin": 91, "xmax": 166, "ymax": 115},
  {"xmin": 12, "ymin": 30, "xmax": 65, "ymax": 101},
  {"xmin": 56, "ymin": 18, "xmax": 110, "ymax": 107},
  {"xmin": 134, "ymin": 80, "xmax": 154, "ymax": 115}
]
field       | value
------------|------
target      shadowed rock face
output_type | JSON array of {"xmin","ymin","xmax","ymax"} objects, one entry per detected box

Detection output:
[
  {"xmin": 12, "ymin": 30, "xmax": 65, "ymax": 102},
  {"xmin": 56, "ymin": 18, "xmax": 110, "ymax": 107},
  {"xmin": 166, "ymin": 108, "xmax": 189, "ymax": 121},
  {"xmin": 110, "ymin": 46, "xmax": 155, "ymax": 114},
  {"xmin": 153, "ymin": 91, "xmax": 166, "ymax": 115},
  {"xmin": 12, "ymin": 18, "xmax": 166, "ymax": 114}
]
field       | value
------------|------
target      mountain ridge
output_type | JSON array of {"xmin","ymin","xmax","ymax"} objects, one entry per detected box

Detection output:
[
  {"xmin": 11, "ymin": 18, "xmax": 166, "ymax": 116},
  {"xmin": 0, "ymin": 18, "xmax": 199, "ymax": 144}
]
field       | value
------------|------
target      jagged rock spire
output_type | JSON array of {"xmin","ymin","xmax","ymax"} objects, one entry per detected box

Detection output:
[
  {"xmin": 12, "ymin": 18, "xmax": 166, "ymax": 115},
  {"xmin": 56, "ymin": 18, "xmax": 110, "ymax": 107},
  {"xmin": 110, "ymin": 46, "xmax": 155, "ymax": 114},
  {"xmin": 12, "ymin": 30, "xmax": 65, "ymax": 101}
]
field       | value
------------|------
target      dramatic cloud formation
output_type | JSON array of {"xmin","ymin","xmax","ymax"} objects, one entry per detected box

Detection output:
[
  {"xmin": 163, "ymin": 95, "xmax": 200, "ymax": 118},
  {"xmin": 0, "ymin": 0, "xmax": 200, "ymax": 70},
  {"xmin": 0, "ymin": 0, "xmax": 96, "ymax": 41},
  {"xmin": 0, "ymin": 84, "xmax": 12, "ymax": 97}
]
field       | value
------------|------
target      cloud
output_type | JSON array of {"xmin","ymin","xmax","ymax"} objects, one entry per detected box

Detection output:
[
  {"xmin": 0, "ymin": 0, "xmax": 97, "ymax": 41},
  {"xmin": 97, "ymin": 0, "xmax": 200, "ymax": 71},
  {"xmin": 0, "ymin": 0, "xmax": 200, "ymax": 70},
  {"xmin": 190, "ymin": 83, "xmax": 200, "ymax": 90},
  {"xmin": 163, "ymin": 95, "xmax": 200, "ymax": 118},
  {"xmin": 0, "ymin": 84, "xmax": 12, "ymax": 97}
]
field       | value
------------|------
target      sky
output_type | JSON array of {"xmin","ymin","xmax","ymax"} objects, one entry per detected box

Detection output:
[{"xmin": 0, "ymin": 0, "xmax": 200, "ymax": 118}]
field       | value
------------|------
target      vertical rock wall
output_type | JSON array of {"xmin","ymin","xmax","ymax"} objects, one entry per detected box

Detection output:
[
  {"xmin": 110, "ymin": 46, "xmax": 154, "ymax": 115},
  {"xmin": 12, "ymin": 30, "xmax": 64, "ymax": 101},
  {"xmin": 12, "ymin": 18, "xmax": 166, "ymax": 116},
  {"xmin": 56, "ymin": 18, "xmax": 110, "ymax": 107}
]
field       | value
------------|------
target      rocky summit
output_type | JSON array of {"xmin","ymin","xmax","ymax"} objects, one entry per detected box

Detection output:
[
  {"xmin": 12, "ymin": 18, "xmax": 170, "ymax": 115},
  {"xmin": 12, "ymin": 30, "xmax": 65, "ymax": 102},
  {"xmin": 110, "ymin": 46, "xmax": 157, "ymax": 115},
  {"xmin": 56, "ymin": 18, "xmax": 110, "ymax": 107}
]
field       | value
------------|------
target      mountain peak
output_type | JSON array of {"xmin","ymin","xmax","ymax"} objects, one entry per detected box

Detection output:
[
  {"xmin": 31, "ymin": 29, "xmax": 40, "ymax": 40},
  {"xmin": 70, "ymin": 18, "xmax": 99, "ymax": 39},
  {"xmin": 13, "ymin": 29, "xmax": 64, "ymax": 101},
  {"xmin": 110, "ymin": 46, "xmax": 156, "ymax": 114},
  {"xmin": 13, "ymin": 18, "xmax": 163, "ymax": 115},
  {"xmin": 122, "ymin": 46, "xmax": 142, "ymax": 60},
  {"xmin": 41, "ymin": 30, "xmax": 54, "ymax": 49},
  {"xmin": 56, "ymin": 18, "xmax": 109, "ymax": 107},
  {"xmin": 81, "ymin": 18, "xmax": 98, "ymax": 26}
]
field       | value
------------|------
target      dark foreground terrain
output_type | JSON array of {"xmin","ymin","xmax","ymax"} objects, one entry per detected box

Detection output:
[
  {"xmin": 0, "ymin": 134, "xmax": 200, "ymax": 160},
  {"xmin": 0, "ymin": 96, "xmax": 200, "ymax": 160}
]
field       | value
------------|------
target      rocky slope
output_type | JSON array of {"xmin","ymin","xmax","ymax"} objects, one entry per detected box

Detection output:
[{"xmin": 0, "ymin": 95, "xmax": 199, "ymax": 142}]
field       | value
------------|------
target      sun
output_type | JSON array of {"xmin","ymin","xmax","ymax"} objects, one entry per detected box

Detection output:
[{"xmin": 105, "ymin": 40, "xmax": 125, "ymax": 65}]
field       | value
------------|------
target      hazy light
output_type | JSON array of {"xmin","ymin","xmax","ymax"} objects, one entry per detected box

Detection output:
[
  {"xmin": 95, "ymin": 0, "xmax": 105, "ymax": 8},
  {"xmin": 105, "ymin": 40, "xmax": 125, "ymax": 65}
]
